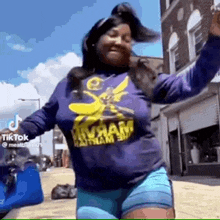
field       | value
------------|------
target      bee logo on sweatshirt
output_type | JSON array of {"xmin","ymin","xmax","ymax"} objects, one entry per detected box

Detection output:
[{"xmin": 69, "ymin": 76, "xmax": 134, "ymax": 147}]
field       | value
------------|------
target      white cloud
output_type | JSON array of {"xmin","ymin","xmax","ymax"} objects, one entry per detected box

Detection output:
[
  {"xmin": 1, "ymin": 51, "xmax": 82, "ymax": 115},
  {"xmin": 0, "ymin": 81, "xmax": 49, "ymax": 155},
  {"xmin": 7, "ymin": 43, "xmax": 33, "ymax": 52},
  {"xmin": 0, "ymin": 82, "xmax": 39, "ymax": 113},
  {"xmin": 0, "ymin": 52, "xmax": 82, "ymax": 156},
  {"xmin": 3, "ymin": 33, "xmax": 35, "ymax": 53},
  {"xmin": 6, "ymin": 35, "xmax": 11, "ymax": 41},
  {"xmin": 12, "ymin": 44, "xmax": 25, "ymax": 51},
  {"xmin": 19, "ymin": 52, "xmax": 82, "ymax": 104}
]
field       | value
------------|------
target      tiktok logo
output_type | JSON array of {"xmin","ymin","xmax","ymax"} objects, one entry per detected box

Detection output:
[{"xmin": 8, "ymin": 113, "xmax": 22, "ymax": 131}]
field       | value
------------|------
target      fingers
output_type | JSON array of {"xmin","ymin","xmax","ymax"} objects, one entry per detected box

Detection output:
[
  {"xmin": 129, "ymin": 58, "xmax": 157, "ymax": 98},
  {"xmin": 211, "ymin": 4, "xmax": 220, "ymax": 15},
  {"xmin": 210, "ymin": 5, "xmax": 220, "ymax": 36},
  {"xmin": 0, "ymin": 128, "xmax": 21, "ymax": 145},
  {"xmin": 135, "ymin": 59, "xmax": 157, "ymax": 84},
  {"xmin": 211, "ymin": 11, "xmax": 220, "ymax": 25},
  {"xmin": 0, "ymin": 128, "xmax": 11, "ymax": 144}
]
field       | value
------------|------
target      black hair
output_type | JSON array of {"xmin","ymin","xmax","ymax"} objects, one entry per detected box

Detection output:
[
  {"xmin": 67, "ymin": 2, "xmax": 160, "ymax": 99},
  {"xmin": 82, "ymin": 15, "xmax": 128, "ymax": 70},
  {"xmin": 82, "ymin": 2, "xmax": 160, "ymax": 71}
]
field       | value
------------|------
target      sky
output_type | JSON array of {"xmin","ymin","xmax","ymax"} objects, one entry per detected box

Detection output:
[{"xmin": 0, "ymin": 0, "xmax": 162, "ymax": 155}]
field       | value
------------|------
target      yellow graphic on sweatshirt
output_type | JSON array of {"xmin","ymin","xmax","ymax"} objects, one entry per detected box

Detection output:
[
  {"xmin": 87, "ymin": 77, "xmax": 104, "ymax": 90},
  {"xmin": 69, "ymin": 76, "xmax": 134, "ymax": 147}
]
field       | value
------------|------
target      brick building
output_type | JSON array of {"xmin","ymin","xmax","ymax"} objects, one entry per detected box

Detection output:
[
  {"xmin": 161, "ymin": 0, "xmax": 213, "ymax": 74},
  {"xmin": 158, "ymin": 0, "xmax": 220, "ymax": 176}
]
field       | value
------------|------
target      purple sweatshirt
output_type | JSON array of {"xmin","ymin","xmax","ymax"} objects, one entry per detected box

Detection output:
[{"xmin": 19, "ymin": 35, "xmax": 220, "ymax": 191}]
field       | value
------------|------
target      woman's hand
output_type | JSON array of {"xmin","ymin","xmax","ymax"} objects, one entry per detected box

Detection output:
[
  {"xmin": 0, "ymin": 128, "xmax": 11, "ymax": 145},
  {"xmin": 0, "ymin": 128, "xmax": 21, "ymax": 145},
  {"xmin": 210, "ymin": 5, "xmax": 220, "ymax": 36},
  {"xmin": 129, "ymin": 58, "xmax": 157, "ymax": 98}
]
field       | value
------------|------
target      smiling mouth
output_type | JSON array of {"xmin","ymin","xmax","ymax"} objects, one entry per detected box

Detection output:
[
  {"xmin": 109, "ymin": 47, "xmax": 123, "ymax": 52},
  {"xmin": 110, "ymin": 50, "xmax": 120, "ymax": 53},
  {"xmin": 109, "ymin": 49, "xmax": 123, "ymax": 54}
]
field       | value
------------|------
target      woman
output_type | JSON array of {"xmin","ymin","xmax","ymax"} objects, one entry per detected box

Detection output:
[{"xmin": 2, "ymin": 2, "xmax": 220, "ymax": 219}]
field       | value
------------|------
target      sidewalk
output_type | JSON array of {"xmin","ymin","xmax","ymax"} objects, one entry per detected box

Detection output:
[
  {"xmin": 171, "ymin": 175, "xmax": 220, "ymax": 219},
  {"xmin": 3, "ymin": 168, "xmax": 220, "ymax": 219}
]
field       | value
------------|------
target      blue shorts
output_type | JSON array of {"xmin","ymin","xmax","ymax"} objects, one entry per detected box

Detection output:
[{"xmin": 77, "ymin": 167, "xmax": 174, "ymax": 219}]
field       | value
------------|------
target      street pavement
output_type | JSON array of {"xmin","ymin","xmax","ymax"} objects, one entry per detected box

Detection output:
[
  {"xmin": 2, "ymin": 168, "xmax": 220, "ymax": 219},
  {"xmin": 171, "ymin": 175, "xmax": 220, "ymax": 219}
]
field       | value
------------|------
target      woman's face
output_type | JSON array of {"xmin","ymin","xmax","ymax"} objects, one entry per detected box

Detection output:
[{"xmin": 95, "ymin": 23, "xmax": 132, "ymax": 68}]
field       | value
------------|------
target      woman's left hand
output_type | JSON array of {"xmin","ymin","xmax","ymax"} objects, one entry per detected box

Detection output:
[
  {"xmin": 129, "ymin": 58, "xmax": 157, "ymax": 98},
  {"xmin": 210, "ymin": 5, "xmax": 220, "ymax": 36}
]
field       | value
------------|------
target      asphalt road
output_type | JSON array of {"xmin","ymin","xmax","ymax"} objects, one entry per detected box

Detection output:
[{"xmin": 2, "ymin": 168, "xmax": 220, "ymax": 219}]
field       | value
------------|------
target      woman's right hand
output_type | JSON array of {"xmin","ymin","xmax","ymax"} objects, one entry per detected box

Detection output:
[
  {"xmin": 0, "ymin": 128, "xmax": 10, "ymax": 144},
  {"xmin": 0, "ymin": 128, "xmax": 20, "ymax": 145}
]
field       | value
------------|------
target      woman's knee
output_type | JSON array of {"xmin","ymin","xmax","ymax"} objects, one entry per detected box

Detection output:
[{"xmin": 77, "ymin": 206, "xmax": 117, "ymax": 219}]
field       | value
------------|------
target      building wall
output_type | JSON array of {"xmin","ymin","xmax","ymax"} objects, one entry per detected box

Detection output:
[
  {"xmin": 160, "ymin": 0, "xmax": 214, "ymax": 74},
  {"xmin": 160, "ymin": 0, "xmax": 167, "ymax": 16},
  {"xmin": 159, "ymin": 0, "xmax": 218, "ymax": 174}
]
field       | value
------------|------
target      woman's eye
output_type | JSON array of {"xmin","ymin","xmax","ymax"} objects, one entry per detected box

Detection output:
[
  {"xmin": 124, "ymin": 36, "xmax": 132, "ymax": 43},
  {"xmin": 108, "ymin": 32, "xmax": 117, "ymax": 37}
]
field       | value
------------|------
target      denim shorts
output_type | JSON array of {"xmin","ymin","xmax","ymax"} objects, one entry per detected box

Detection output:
[{"xmin": 77, "ymin": 167, "xmax": 174, "ymax": 219}]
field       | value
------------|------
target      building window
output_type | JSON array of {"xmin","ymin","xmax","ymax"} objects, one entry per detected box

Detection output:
[
  {"xmin": 194, "ymin": 26, "xmax": 203, "ymax": 56},
  {"xmin": 170, "ymin": 45, "xmax": 181, "ymax": 73},
  {"xmin": 183, "ymin": 125, "xmax": 220, "ymax": 165},
  {"xmin": 189, "ymin": 24, "xmax": 203, "ymax": 59},
  {"xmin": 187, "ymin": 10, "xmax": 202, "ymax": 61},
  {"xmin": 168, "ymin": 32, "xmax": 180, "ymax": 74}
]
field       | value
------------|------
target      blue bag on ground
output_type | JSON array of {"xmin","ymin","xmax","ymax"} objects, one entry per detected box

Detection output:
[{"xmin": 0, "ymin": 144, "xmax": 44, "ymax": 213}]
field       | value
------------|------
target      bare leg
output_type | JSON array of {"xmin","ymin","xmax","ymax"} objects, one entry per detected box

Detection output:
[{"xmin": 122, "ymin": 207, "xmax": 175, "ymax": 219}]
